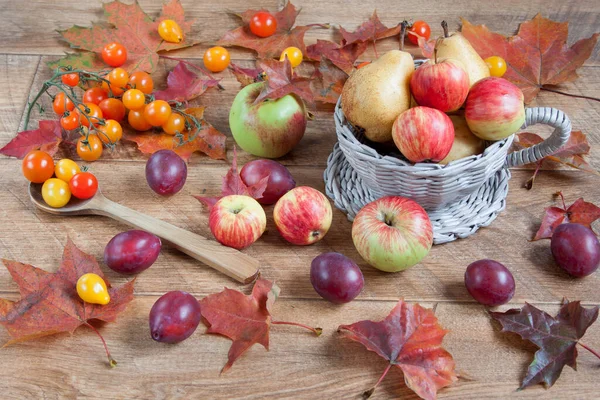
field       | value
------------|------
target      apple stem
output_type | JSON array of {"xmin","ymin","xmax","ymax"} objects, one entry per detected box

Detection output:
[
  {"xmin": 271, "ymin": 320, "xmax": 323, "ymax": 336},
  {"xmin": 578, "ymin": 341, "xmax": 600, "ymax": 360},
  {"xmin": 441, "ymin": 20, "xmax": 449, "ymax": 38},
  {"xmin": 159, "ymin": 55, "xmax": 225, "ymax": 90},
  {"xmin": 363, "ymin": 363, "xmax": 392, "ymax": 399},
  {"xmin": 399, "ymin": 21, "xmax": 408, "ymax": 51},
  {"xmin": 85, "ymin": 322, "xmax": 117, "ymax": 367},
  {"xmin": 540, "ymin": 87, "xmax": 600, "ymax": 103}
]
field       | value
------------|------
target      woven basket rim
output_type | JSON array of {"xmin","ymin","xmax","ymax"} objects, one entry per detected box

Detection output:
[{"xmin": 335, "ymin": 98, "xmax": 513, "ymax": 173}]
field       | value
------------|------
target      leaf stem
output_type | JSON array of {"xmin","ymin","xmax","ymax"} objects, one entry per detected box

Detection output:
[
  {"xmin": 85, "ymin": 322, "xmax": 117, "ymax": 367},
  {"xmin": 540, "ymin": 87, "xmax": 600, "ymax": 103},
  {"xmin": 158, "ymin": 55, "xmax": 225, "ymax": 90},
  {"xmin": 271, "ymin": 320, "xmax": 323, "ymax": 336},
  {"xmin": 363, "ymin": 363, "xmax": 392, "ymax": 399},
  {"xmin": 578, "ymin": 341, "xmax": 600, "ymax": 360}
]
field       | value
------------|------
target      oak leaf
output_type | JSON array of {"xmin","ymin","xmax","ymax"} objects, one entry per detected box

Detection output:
[
  {"xmin": 200, "ymin": 279, "xmax": 321, "ymax": 373},
  {"xmin": 255, "ymin": 58, "xmax": 314, "ymax": 106},
  {"xmin": 513, "ymin": 131, "xmax": 598, "ymax": 189},
  {"xmin": 0, "ymin": 238, "xmax": 135, "ymax": 366},
  {"xmin": 154, "ymin": 62, "xmax": 221, "ymax": 102},
  {"xmin": 124, "ymin": 107, "xmax": 226, "ymax": 162},
  {"xmin": 339, "ymin": 11, "xmax": 402, "ymax": 45},
  {"xmin": 338, "ymin": 300, "xmax": 457, "ymax": 400},
  {"xmin": 461, "ymin": 14, "xmax": 599, "ymax": 103},
  {"xmin": 0, "ymin": 120, "xmax": 62, "ymax": 159},
  {"xmin": 533, "ymin": 191, "xmax": 600, "ymax": 240},
  {"xmin": 490, "ymin": 300, "xmax": 599, "ymax": 389},
  {"xmin": 218, "ymin": 2, "xmax": 327, "ymax": 59},
  {"xmin": 194, "ymin": 147, "xmax": 269, "ymax": 209},
  {"xmin": 57, "ymin": 0, "xmax": 198, "ymax": 72}
]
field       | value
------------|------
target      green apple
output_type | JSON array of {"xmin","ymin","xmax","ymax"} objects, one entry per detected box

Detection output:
[{"xmin": 229, "ymin": 82, "xmax": 307, "ymax": 158}]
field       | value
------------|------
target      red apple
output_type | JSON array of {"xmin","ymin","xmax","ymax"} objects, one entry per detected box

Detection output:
[
  {"xmin": 410, "ymin": 59, "xmax": 469, "ymax": 112},
  {"xmin": 352, "ymin": 196, "xmax": 433, "ymax": 272},
  {"xmin": 273, "ymin": 186, "xmax": 332, "ymax": 245},
  {"xmin": 465, "ymin": 77, "xmax": 525, "ymax": 141},
  {"xmin": 392, "ymin": 106, "xmax": 455, "ymax": 163},
  {"xmin": 209, "ymin": 195, "xmax": 266, "ymax": 250}
]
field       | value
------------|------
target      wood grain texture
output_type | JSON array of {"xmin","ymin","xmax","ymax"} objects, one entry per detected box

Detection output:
[{"xmin": 0, "ymin": 0, "xmax": 599, "ymax": 398}]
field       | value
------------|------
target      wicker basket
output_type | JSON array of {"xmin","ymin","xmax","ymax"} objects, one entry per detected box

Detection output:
[{"xmin": 324, "ymin": 94, "xmax": 572, "ymax": 244}]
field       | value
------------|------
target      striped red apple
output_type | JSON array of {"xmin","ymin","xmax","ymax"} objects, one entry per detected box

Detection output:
[
  {"xmin": 274, "ymin": 186, "xmax": 332, "ymax": 245},
  {"xmin": 465, "ymin": 77, "xmax": 525, "ymax": 141},
  {"xmin": 410, "ymin": 58, "xmax": 470, "ymax": 112},
  {"xmin": 352, "ymin": 196, "xmax": 433, "ymax": 272},
  {"xmin": 209, "ymin": 195, "xmax": 266, "ymax": 250}
]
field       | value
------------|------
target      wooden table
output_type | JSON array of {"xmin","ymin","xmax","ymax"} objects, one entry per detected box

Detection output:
[{"xmin": 1, "ymin": 1, "xmax": 599, "ymax": 398}]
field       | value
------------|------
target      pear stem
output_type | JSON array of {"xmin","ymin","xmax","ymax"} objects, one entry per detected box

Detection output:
[
  {"xmin": 442, "ymin": 20, "xmax": 449, "ymax": 38},
  {"xmin": 399, "ymin": 21, "xmax": 408, "ymax": 51}
]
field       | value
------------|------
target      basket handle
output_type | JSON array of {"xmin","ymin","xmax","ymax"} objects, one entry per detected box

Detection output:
[{"xmin": 505, "ymin": 107, "xmax": 571, "ymax": 168}]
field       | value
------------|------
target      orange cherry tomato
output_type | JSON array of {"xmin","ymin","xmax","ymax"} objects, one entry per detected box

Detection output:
[
  {"xmin": 77, "ymin": 134, "xmax": 103, "ymax": 162},
  {"xmin": 128, "ymin": 71, "xmax": 154, "ymax": 94},
  {"xmin": 61, "ymin": 73, "xmax": 80, "ymax": 87},
  {"xmin": 102, "ymin": 42, "xmax": 127, "ymax": 67},
  {"xmin": 122, "ymin": 89, "xmax": 146, "ymax": 110},
  {"xmin": 162, "ymin": 113, "xmax": 186, "ymax": 135},
  {"xmin": 98, "ymin": 98, "xmax": 126, "ymax": 122},
  {"xmin": 52, "ymin": 92, "xmax": 75, "ymax": 115},
  {"xmin": 22, "ymin": 150, "xmax": 54, "ymax": 183},
  {"xmin": 60, "ymin": 112, "xmax": 80, "ymax": 130},
  {"xmin": 75, "ymin": 103, "xmax": 104, "ymax": 127},
  {"xmin": 203, "ymin": 46, "xmax": 230, "ymax": 73},
  {"xmin": 97, "ymin": 119, "xmax": 123, "ymax": 144},
  {"xmin": 128, "ymin": 109, "xmax": 153, "ymax": 131},
  {"xmin": 143, "ymin": 100, "xmax": 172, "ymax": 127}
]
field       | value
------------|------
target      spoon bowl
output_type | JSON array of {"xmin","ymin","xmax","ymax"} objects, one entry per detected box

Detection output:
[{"xmin": 28, "ymin": 183, "xmax": 259, "ymax": 284}]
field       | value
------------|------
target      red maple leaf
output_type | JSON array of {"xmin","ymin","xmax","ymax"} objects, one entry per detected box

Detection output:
[
  {"xmin": 0, "ymin": 120, "xmax": 62, "ymax": 159},
  {"xmin": 154, "ymin": 62, "xmax": 221, "ymax": 102},
  {"xmin": 533, "ymin": 192, "xmax": 600, "ymax": 240},
  {"xmin": 513, "ymin": 131, "xmax": 598, "ymax": 189},
  {"xmin": 461, "ymin": 14, "xmax": 599, "ymax": 103},
  {"xmin": 339, "ymin": 11, "xmax": 402, "ymax": 45},
  {"xmin": 229, "ymin": 63, "xmax": 264, "ymax": 87},
  {"xmin": 338, "ymin": 300, "xmax": 457, "ymax": 400},
  {"xmin": 306, "ymin": 40, "xmax": 368, "ymax": 74},
  {"xmin": 255, "ymin": 58, "xmax": 314, "ymax": 106},
  {"xmin": 218, "ymin": 2, "xmax": 327, "ymax": 59},
  {"xmin": 57, "ymin": 0, "xmax": 198, "ymax": 72},
  {"xmin": 310, "ymin": 57, "xmax": 349, "ymax": 104},
  {"xmin": 0, "ymin": 238, "xmax": 135, "ymax": 366},
  {"xmin": 124, "ymin": 107, "xmax": 226, "ymax": 162},
  {"xmin": 194, "ymin": 147, "xmax": 269, "ymax": 209},
  {"xmin": 200, "ymin": 279, "xmax": 321, "ymax": 373}
]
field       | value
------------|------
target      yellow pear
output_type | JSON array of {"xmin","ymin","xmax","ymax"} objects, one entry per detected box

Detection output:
[
  {"xmin": 341, "ymin": 50, "xmax": 414, "ymax": 143},
  {"xmin": 440, "ymin": 114, "xmax": 485, "ymax": 165},
  {"xmin": 436, "ymin": 31, "xmax": 490, "ymax": 87}
]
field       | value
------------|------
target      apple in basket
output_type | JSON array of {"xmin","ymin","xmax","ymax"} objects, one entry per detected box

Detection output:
[
  {"xmin": 274, "ymin": 186, "xmax": 333, "ymax": 245},
  {"xmin": 352, "ymin": 196, "xmax": 433, "ymax": 272},
  {"xmin": 229, "ymin": 82, "xmax": 307, "ymax": 158},
  {"xmin": 209, "ymin": 195, "xmax": 267, "ymax": 250},
  {"xmin": 392, "ymin": 106, "xmax": 455, "ymax": 163},
  {"xmin": 410, "ymin": 58, "xmax": 470, "ymax": 112},
  {"xmin": 465, "ymin": 77, "xmax": 526, "ymax": 141}
]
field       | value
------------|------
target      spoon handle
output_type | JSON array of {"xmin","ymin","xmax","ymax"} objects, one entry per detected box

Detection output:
[{"xmin": 92, "ymin": 196, "xmax": 260, "ymax": 284}]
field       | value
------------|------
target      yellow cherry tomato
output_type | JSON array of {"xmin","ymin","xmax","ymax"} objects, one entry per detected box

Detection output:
[
  {"xmin": 158, "ymin": 19, "xmax": 183, "ymax": 43},
  {"xmin": 280, "ymin": 47, "xmax": 303, "ymax": 68},
  {"xmin": 203, "ymin": 46, "xmax": 230, "ymax": 73},
  {"xmin": 77, "ymin": 273, "xmax": 110, "ymax": 305},
  {"xmin": 42, "ymin": 178, "xmax": 71, "ymax": 208},
  {"xmin": 55, "ymin": 159, "xmax": 80, "ymax": 183},
  {"xmin": 485, "ymin": 56, "xmax": 507, "ymax": 78}
]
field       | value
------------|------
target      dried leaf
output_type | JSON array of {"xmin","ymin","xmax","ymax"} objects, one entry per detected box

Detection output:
[
  {"xmin": 339, "ymin": 11, "xmax": 402, "ymax": 45},
  {"xmin": 218, "ymin": 2, "xmax": 326, "ymax": 59},
  {"xmin": 0, "ymin": 238, "xmax": 135, "ymax": 365},
  {"xmin": 57, "ymin": 0, "xmax": 198, "ymax": 72},
  {"xmin": 306, "ymin": 40, "xmax": 368, "ymax": 74},
  {"xmin": 338, "ymin": 300, "xmax": 457, "ymax": 399},
  {"xmin": 229, "ymin": 63, "xmax": 264, "ymax": 87},
  {"xmin": 200, "ymin": 279, "xmax": 320, "ymax": 373},
  {"xmin": 124, "ymin": 107, "xmax": 226, "ymax": 161},
  {"xmin": 533, "ymin": 191, "xmax": 600, "ymax": 240},
  {"xmin": 490, "ymin": 301, "xmax": 599, "ymax": 389},
  {"xmin": 255, "ymin": 58, "xmax": 314, "ymax": 106},
  {"xmin": 154, "ymin": 62, "xmax": 221, "ymax": 102},
  {"xmin": 461, "ymin": 14, "xmax": 600, "ymax": 103},
  {"xmin": 311, "ymin": 57, "xmax": 349, "ymax": 104},
  {"xmin": 0, "ymin": 120, "xmax": 62, "ymax": 159},
  {"xmin": 194, "ymin": 147, "xmax": 269, "ymax": 209}
]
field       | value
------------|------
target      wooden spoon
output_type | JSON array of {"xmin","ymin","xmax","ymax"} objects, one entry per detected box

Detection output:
[{"xmin": 28, "ymin": 183, "xmax": 260, "ymax": 284}]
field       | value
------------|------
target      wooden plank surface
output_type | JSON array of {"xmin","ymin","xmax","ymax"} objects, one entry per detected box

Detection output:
[{"xmin": 0, "ymin": 0, "xmax": 599, "ymax": 399}]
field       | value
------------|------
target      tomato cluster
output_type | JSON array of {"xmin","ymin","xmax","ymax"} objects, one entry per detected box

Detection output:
[{"xmin": 22, "ymin": 150, "xmax": 98, "ymax": 208}]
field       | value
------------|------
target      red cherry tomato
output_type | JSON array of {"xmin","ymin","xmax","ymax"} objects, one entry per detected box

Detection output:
[
  {"xmin": 52, "ymin": 92, "xmax": 75, "ymax": 115},
  {"xmin": 83, "ymin": 87, "xmax": 109, "ymax": 105},
  {"xmin": 249, "ymin": 11, "xmax": 277, "ymax": 38},
  {"xmin": 98, "ymin": 98, "xmax": 126, "ymax": 122},
  {"xmin": 61, "ymin": 73, "xmax": 80, "ymax": 87},
  {"xmin": 408, "ymin": 21, "xmax": 431, "ymax": 45},
  {"xmin": 69, "ymin": 172, "xmax": 98, "ymax": 199},
  {"xmin": 102, "ymin": 42, "xmax": 128, "ymax": 67}
]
